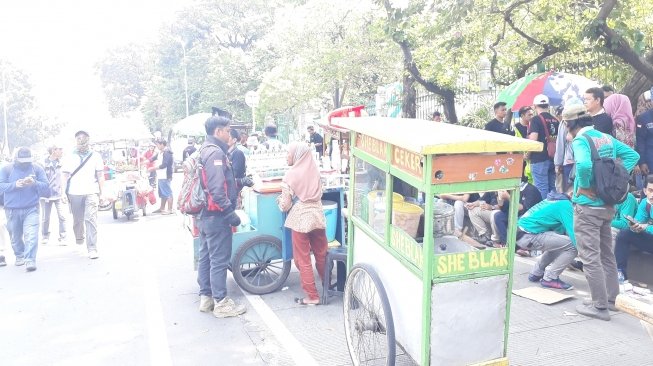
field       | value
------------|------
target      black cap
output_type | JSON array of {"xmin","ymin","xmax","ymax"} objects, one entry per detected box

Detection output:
[
  {"xmin": 211, "ymin": 107, "xmax": 232, "ymax": 119},
  {"xmin": 75, "ymin": 130, "xmax": 90, "ymax": 138},
  {"xmin": 14, "ymin": 147, "xmax": 33, "ymax": 163}
]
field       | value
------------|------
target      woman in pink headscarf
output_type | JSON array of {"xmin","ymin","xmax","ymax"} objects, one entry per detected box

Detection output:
[
  {"xmin": 277, "ymin": 142, "xmax": 327, "ymax": 305},
  {"xmin": 604, "ymin": 93, "xmax": 636, "ymax": 148}
]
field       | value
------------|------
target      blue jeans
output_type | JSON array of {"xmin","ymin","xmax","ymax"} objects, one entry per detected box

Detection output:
[
  {"xmin": 197, "ymin": 215, "xmax": 233, "ymax": 300},
  {"xmin": 41, "ymin": 199, "xmax": 67, "ymax": 239},
  {"xmin": 531, "ymin": 160, "xmax": 555, "ymax": 200},
  {"xmin": 614, "ymin": 229, "xmax": 653, "ymax": 279},
  {"xmin": 562, "ymin": 164, "xmax": 574, "ymax": 193},
  {"xmin": 6, "ymin": 206, "xmax": 40, "ymax": 262},
  {"xmin": 493, "ymin": 211, "xmax": 508, "ymax": 244}
]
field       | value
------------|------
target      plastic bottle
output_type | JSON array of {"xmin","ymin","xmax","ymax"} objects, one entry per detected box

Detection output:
[{"xmin": 373, "ymin": 191, "xmax": 385, "ymax": 233}]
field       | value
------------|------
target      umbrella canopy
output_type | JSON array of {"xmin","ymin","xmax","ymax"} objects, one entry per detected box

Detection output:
[
  {"xmin": 172, "ymin": 113, "xmax": 212, "ymax": 136},
  {"xmin": 93, "ymin": 115, "xmax": 154, "ymax": 143},
  {"xmin": 498, "ymin": 71, "xmax": 598, "ymax": 111}
]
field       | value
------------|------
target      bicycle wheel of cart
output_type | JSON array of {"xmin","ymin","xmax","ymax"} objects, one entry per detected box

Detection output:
[
  {"xmin": 232, "ymin": 235, "xmax": 291, "ymax": 295},
  {"xmin": 344, "ymin": 263, "xmax": 396, "ymax": 366}
]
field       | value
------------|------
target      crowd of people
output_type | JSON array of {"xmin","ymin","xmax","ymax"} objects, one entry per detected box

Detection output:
[
  {"xmin": 458, "ymin": 86, "xmax": 652, "ymax": 321},
  {"xmin": 432, "ymin": 86, "xmax": 653, "ymax": 321}
]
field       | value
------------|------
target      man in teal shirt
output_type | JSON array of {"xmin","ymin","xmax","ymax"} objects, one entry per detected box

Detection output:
[
  {"xmin": 615, "ymin": 176, "xmax": 653, "ymax": 281},
  {"xmin": 563, "ymin": 104, "xmax": 639, "ymax": 321},
  {"xmin": 517, "ymin": 192, "xmax": 576, "ymax": 290}
]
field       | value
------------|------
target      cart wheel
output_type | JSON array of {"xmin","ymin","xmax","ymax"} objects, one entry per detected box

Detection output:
[
  {"xmin": 232, "ymin": 235, "xmax": 290, "ymax": 295},
  {"xmin": 344, "ymin": 264, "xmax": 396, "ymax": 366},
  {"xmin": 112, "ymin": 203, "xmax": 118, "ymax": 220}
]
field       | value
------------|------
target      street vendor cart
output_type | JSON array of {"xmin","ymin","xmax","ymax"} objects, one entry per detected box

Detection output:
[
  {"xmin": 187, "ymin": 145, "xmax": 347, "ymax": 295},
  {"xmin": 337, "ymin": 117, "xmax": 541, "ymax": 366}
]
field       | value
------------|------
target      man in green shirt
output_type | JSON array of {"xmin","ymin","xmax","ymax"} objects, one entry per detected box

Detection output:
[
  {"xmin": 516, "ymin": 192, "xmax": 576, "ymax": 290},
  {"xmin": 563, "ymin": 104, "xmax": 639, "ymax": 321}
]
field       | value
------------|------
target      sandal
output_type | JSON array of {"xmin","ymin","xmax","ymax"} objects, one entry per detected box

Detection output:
[{"xmin": 294, "ymin": 297, "xmax": 319, "ymax": 306}]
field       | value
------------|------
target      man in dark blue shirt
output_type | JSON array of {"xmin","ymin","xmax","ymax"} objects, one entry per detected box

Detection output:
[
  {"xmin": 307, "ymin": 126, "xmax": 324, "ymax": 156},
  {"xmin": 0, "ymin": 147, "xmax": 50, "ymax": 271}
]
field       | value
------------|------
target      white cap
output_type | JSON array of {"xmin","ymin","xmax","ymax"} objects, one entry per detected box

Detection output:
[{"xmin": 533, "ymin": 94, "xmax": 549, "ymax": 105}]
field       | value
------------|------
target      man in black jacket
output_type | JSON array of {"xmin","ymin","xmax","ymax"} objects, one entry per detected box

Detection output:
[{"xmin": 197, "ymin": 116, "xmax": 246, "ymax": 318}]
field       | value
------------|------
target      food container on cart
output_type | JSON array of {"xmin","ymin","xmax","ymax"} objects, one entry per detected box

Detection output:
[
  {"xmin": 367, "ymin": 190, "xmax": 403, "ymax": 233},
  {"xmin": 433, "ymin": 201, "xmax": 455, "ymax": 237},
  {"xmin": 392, "ymin": 202, "xmax": 424, "ymax": 238},
  {"xmin": 322, "ymin": 200, "xmax": 338, "ymax": 242}
]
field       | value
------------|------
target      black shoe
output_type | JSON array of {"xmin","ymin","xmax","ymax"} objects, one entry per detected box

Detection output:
[
  {"xmin": 570, "ymin": 260, "xmax": 583, "ymax": 272},
  {"xmin": 0, "ymin": 255, "xmax": 6, "ymax": 267}
]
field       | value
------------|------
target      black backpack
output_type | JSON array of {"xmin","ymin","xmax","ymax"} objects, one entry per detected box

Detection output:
[{"xmin": 584, "ymin": 134, "xmax": 629, "ymax": 205}]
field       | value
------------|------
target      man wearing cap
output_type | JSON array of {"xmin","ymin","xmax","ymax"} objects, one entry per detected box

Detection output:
[
  {"xmin": 584, "ymin": 87, "xmax": 613, "ymax": 135},
  {"xmin": 528, "ymin": 94, "xmax": 559, "ymax": 200},
  {"xmin": 41, "ymin": 144, "xmax": 67, "ymax": 245},
  {"xmin": 0, "ymin": 147, "xmax": 50, "ymax": 271},
  {"xmin": 62, "ymin": 131, "xmax": 105, "ymax": 259},
  {"xmin": 562, "ymin": 104, "xmax": 639, "ymax": 321}
]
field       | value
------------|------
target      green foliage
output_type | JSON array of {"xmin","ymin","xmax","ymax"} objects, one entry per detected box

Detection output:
[
  {"xmin": 96, "ymin": 44, "xmax": 150, "ymax": 117},
  {"xmin": 0, "ymin": 61, "xmax": 58, "ymax": 154}
]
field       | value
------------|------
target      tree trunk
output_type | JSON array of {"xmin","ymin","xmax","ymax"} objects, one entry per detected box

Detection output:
[
  {"xmin": 333, "ymin": 82, "xmax": 341, "ymax": 109},
  {"xmin": 620, "ymin": 51, "xmax": 653, "ymax": 113},
  {"xmin": 442, "ymin": 92, "xmax": 457, "ymax": 124},
  {"xmin": 402, "ymin": 72, "xmax": 416, "ymax": 118}
]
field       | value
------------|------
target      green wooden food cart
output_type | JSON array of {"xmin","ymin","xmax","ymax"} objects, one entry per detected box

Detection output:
[{"xmin": 337, "ymin": 117, "xmax": 542, "ymax": 366}]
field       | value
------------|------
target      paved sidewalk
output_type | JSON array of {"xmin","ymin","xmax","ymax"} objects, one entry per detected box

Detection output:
[{"xmin": 257, "ymin": 256, "xmax": 653, "ymax": 366}]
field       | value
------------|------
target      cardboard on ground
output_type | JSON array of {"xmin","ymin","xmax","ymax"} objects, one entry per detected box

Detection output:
[{"xmin": 513, "ymin": 287, "xmax": 575, "ymax": 305}]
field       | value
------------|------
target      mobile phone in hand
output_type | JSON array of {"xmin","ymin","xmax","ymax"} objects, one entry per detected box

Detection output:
[{"xmin": 624, "ymin": 215, "xmax": 638, "ymax": 225}]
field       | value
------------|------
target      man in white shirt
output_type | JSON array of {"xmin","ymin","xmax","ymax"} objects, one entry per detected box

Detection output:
[{"xmin": 62, "ymin": 131, "xmax": 105, "ymax": 259}]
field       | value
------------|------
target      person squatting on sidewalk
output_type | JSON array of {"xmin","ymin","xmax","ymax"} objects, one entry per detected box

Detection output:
[
  {"xmin": 0, "ymin": 147, "xmax": 50, "ymax": 271},
  {"xmin": 62, "ymin": 130, "xmax": 105, "ymax": 260},
  {"xmin": 563, "ymin": 104, "xmax": 639, "ymax": 321},
  {"xmin": 41, "ymin": 144, "xmax": 67, "ymax": 245},
  {"xmin": 197, "ymin": 116, "xmax": 247, "ymax": 318},
  {"xmin": 278, "ymin": 142, "xmax": 329, "ymax": 306},
  {"xmin": 516, "ymin": 192, "xmax": 577, "ymax": 290}
]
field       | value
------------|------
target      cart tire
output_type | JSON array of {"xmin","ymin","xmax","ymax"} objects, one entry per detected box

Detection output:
[
  {"xmin": 112, "ymin": 204, "xmax": 118, "ymax": 220},
  {"xmin": 232, "ymin": 235, "xmax": 290, "ymax": 295},
  {"xmin": 343, "ymin": 263, "xmax": 396, "ymax": 366}
]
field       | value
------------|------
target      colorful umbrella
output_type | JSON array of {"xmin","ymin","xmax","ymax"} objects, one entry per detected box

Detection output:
[{"xmin": 497, "ymin": 71, "xmax": 598, "ymax": 111}]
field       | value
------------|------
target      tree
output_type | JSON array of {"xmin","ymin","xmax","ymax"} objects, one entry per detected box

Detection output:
[
  {"xmin": 0, "ymin": 61, "xmax": 56, "ymax": 154},
  {"xmin": 96, "ymin": 44, "xmax": 151, "ymax": 117},
  {"xmin": 259, "ymin": 0, "xmax": 401, "ymax": 116}
]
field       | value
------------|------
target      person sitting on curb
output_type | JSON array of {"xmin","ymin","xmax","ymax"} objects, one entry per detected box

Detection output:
[
  {"xmin": 438, "ymin": 192, "xmax": 479, "ymax": 238},
  {"xmin": 615, "ymin": 175, "xmax": 653, "ymax": 282},
  {"xmin": 493, "ymin": 177, "xmax": 542, "ymax": 250},
  {"xmin": 466, "ymin": 191, "xmax": 500, "ymax": 247},
  {"xmin": 516, "ymin": 191, "xmax": 577, "ymax": 290}
]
